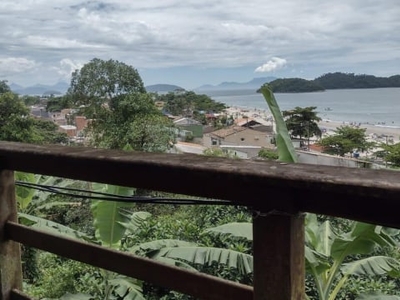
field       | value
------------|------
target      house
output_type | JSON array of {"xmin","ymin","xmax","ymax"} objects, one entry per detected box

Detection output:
[
  {"xmin": 203, "ymin": 126, "xmax": 274, "ymax": 148},
  {"xmin": 170, "ymin": 141, "xmax": 207, "ymax": 155},
  {"xmin": 173, "ymin": 117, "xmax": 203, "ymax": 138},
  {"xmin": 234, "ymin": 117, "xmax": 274, "ymax": 133}
]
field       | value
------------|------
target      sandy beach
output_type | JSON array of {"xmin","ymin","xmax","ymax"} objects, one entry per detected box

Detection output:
[{"xmin": 318, "ymin": 120, "xmax": 400, "ymax": 143}]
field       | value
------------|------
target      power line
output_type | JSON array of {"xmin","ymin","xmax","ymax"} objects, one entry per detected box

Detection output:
[{"xmin": 15, "ymin": 181, "xmax": 234, "ymax": 206}]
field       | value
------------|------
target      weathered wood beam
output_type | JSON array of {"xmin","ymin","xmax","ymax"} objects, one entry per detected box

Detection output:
[
  {"xmin": 0, "ymin": 170, "xmax": 22, "ymax": 300},
  {"xmin": 0, "ymin": 142, "xmax": 400, "ymax": 228},
  {"xmin": 253, "ymin": 212, "xmax": 305, "ymax": 300},
  {"xmin": 6, "ymin": 222, "xmax": 253, "ymax": 300}
]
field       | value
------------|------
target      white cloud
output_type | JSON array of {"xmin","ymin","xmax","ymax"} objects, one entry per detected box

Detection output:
[
  {"xmin": 0, "ymin": 0, "xmax": 399, "ymax": 86},
  {"xmin": 0, "ymin": 57, "xmax": 37, "ymax": 76},
  {"xmin": 53, "ymin": 58, "xmax": 84, "ymax": 79},
  {"xmin": 255, "ymin": 57, "xmax": 287, "ymax": 73}
]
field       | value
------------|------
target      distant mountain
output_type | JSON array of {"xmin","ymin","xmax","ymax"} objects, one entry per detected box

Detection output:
[
  {"xmin": 10, "ymin": 81, "xmax": 69, "ymax": 95},
  {"xmin": 195, "ymin": 77, "xmax": 277, "ymax": 91},
  {"xmin": 146, "ymin": 84, "xmax": 185, "ymax": 93}
]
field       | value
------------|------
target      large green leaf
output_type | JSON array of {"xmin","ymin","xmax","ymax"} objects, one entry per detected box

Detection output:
[
  {"xmin": 260, "ymin": 84, "xmax": 298, "ymax": 163},
  {"xmin": 110, "ymin": 276, "xmax": 145, "ymax": 300},
  {"xmin": 91, "ymin": 183, "xmax": 136, "ymax": 247},
  {"xmin": 341, "ymin": 256, "xmax": 400, "ymax": 277},
  {"xmin": 305, "ymin": 246, "xmax": 331, "ymax": 275},
  {"xmin": 331, "ymin": 222, "xmax": 397, "ymax": 260},
  {"xmin": 18, "ymin": 213, "xmax": 91, "ymax": 241},
  {"xmin": 60, "ymin": 293, "xmax": 92, "ymax": 300},
  {"xmin": 203, "ymin": 222, "xmax": 252, "ymax": 241},
  {"xmin": 151, "ymin": 246, "xmax": 253, "ymax": 275},
  {"xmin": 15, "ymin": 172, "xmax": 36, "ymax": 210},
  {"xmin": 357, "ymin": 294, "xmax": 400, "ymax": 300},
  {"xmin": 131, "ymin": 239, "xmax": 196, "ymax": 254},
  {"xmin": 119, "ymin": 211, "xmax": 151, "ymax": 234}
]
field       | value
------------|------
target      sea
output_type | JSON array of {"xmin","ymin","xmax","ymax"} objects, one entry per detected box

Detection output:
[{"xmin": 206, "ymin": 87, "xmax": 400, "ymax": 129}]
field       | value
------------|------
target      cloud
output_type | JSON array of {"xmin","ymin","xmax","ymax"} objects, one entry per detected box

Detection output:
[
  {"xmin": 255, "ymin": 57, "xmax": 287, "ymax": 73},
  {"xmin": 54, "ymin": 58, "xmax": 84, "ymax": 78},
  {"xmin": 0, "ymin": 57, "xmax": 37, "ymax": 76}
]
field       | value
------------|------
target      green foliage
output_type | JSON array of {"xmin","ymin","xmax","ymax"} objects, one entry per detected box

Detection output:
[
  {"xmin": 203, "ymin": 148, "xmax": 238, "ymax": 158},
  {"xmin": 69, "ymin": 58, "xmax": 145, "ymax": 116},
  {"xmin": 157, "ymin": 91, "xmax": 226, "ymax": 117},
  {"xmin": 88, "ymin": 92, "xmax": 174, "ymax": 151},
  {"xmin": 314, "ymin": 73, "xmax": 400, "ymax": 89},
  {"xmin": 46, "ymin": 94, "xmax": 74, "ymax": 112},
  {"xmin": 319, "ymin": 126, "xmax": 375, "ymax": 156},
  {"xmin": 21, "ymin": 95, "xmax": 41, "ymax": 106},
  {"xmin": 259, "ymin": 84, "xmax": 298, "ymax": 162},
  {"xmin": 305, "ymin": 214, "xmax": 400, "ymax": 300},
  {"xmin": 257, "ymin": 148, "xmax": 278, "ymax": 160},
  {"xmin": 283, "ymin": 106, "xmax": 322, "ymax": 145},
  {"xmin": 0, "ymin": 79, "xmax": 11, "ymax": 94},
  {"xmin": 379, "ymin": 142, "xmax": 400, "ymax": 167},
  {"xmin": 268, "ymin": 78, "xmax": 325, "ymax": 93},
  {"xmin": 91, "ymin": 184, "xmax": 136, "ymax": 247}
]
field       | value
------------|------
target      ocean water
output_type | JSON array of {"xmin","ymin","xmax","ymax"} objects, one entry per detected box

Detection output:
[{"xmin": 207, "ymin": 88, "xmax": 400, "ymax": 128}]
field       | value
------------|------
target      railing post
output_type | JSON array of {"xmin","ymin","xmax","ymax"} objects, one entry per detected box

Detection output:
[
  {"xmin": 252, "ymin": 212, "xmax": 305, "ymax": 300},
  {"xmin": 0, "ymin": 170, "xmax": 22, "ymax": 300}
]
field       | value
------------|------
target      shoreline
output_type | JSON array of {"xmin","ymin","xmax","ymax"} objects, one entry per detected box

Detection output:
[{"xmin": 319, "ymin": 120, "xmax": 400, "ymax": 143}]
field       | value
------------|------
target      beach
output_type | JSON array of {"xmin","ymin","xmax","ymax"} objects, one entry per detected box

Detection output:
[{"xmin": 319, "ymin": 120, "xmax": 400, "ymax": 144}]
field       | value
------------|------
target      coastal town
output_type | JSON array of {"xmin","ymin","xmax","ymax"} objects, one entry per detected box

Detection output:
[{"xmin": 27, "ymin": 92, "xmax": 399, "ymax": 170}]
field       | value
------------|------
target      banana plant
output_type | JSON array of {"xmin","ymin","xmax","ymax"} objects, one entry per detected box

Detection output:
[{"xmin": 305, "ymin": 214, "xmax": 400, "ymax": 300}]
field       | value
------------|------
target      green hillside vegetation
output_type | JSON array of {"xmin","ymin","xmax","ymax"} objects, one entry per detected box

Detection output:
[
  {"xmin": 146, "ymin": 84, "xmax": 185, "ymax": 92},
  {"xmin": 266, "ymin": 78, "xmax": 325, "ymax": 93},
  {"xmin": 314, "ymin": 72, "xmax": 400, "ymax": 89}
]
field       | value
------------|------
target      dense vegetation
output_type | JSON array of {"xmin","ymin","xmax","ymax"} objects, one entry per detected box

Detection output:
[
  {"xmin": 257, "ymin": 73, "xmax": 400, "ymax": 93},
  {"xmin": 268, "ymin": 78, "xmax": 325, "ymax": 93},
  {"xmin": 314, "ymin": 72, "xmax": 400, "ymax": 89}
]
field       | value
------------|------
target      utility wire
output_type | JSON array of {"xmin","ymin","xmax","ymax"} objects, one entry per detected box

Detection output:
[{"xmin": 15, "ymin": 181, "xmax": 234, "ymax": 206}]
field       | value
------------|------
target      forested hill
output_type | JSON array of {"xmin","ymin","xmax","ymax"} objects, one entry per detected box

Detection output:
[
  {"xmin": 314, "ymin": 72, "xmax": 400, "ymax": 89},
  {"xmin": 259, "ymin": 73, "xmax": 400, "ymax": 93},
  {"xmin": 268, "ymin": 78, "xmax": 325, "ymax": 93}
]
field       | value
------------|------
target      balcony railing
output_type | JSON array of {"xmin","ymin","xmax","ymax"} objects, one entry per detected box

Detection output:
[{"xmin": 1, "ymin": 141, "xmax": 400, "ymax": 300}]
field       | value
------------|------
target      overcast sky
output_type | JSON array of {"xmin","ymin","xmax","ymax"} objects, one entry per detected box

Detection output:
[{"xmin": 0, "ymin": 0, "xmax": 399, "ymax": 89}]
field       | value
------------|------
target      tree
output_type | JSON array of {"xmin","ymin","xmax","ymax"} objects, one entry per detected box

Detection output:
[
  {"xmin": 318, "ymin": 126, "xmax": 375, "ymax": 157},
  {"xmin": 0, "ymin": 80, "xmax": 11, "ymax": 94},
  {"xmin": 283, "ymin": 106, "xmax": 322, "ymax": 148},
  {"xmin": 88, "ymin": 93, "xmax": 174, "ymax": 151},
  {"xmin": 379, "ymin": 142, "xmax": 400, "ymax": 167},
  {"xmin": 0, "ymin": 92, "xmax": 37, "ymax": 142},
  {"xmin": 68, "ymin": 58, "xmax": 146, "ymax": 117}
]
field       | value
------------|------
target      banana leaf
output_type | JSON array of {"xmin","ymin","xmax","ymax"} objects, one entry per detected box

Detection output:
[
  {"xmin": 260, "ymin": 84, "xmax": 298, "ymax": 163},
  {"xmin": 203, "ymin": 222, "xmax": 252, "ymax": 241}
]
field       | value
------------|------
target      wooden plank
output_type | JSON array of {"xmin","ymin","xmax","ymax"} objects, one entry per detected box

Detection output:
[
  {"xmin": 5, "ymin": 222, "xmax": 253, "ymax": 300},
  {"xmin": 253, "ymin": 213, "xmax": 305, "ymax": 300},
  {"xmin": 1, "ymin": 142, "xmax": 400, "ymax": 227},
  {"xmin": 0, "ymin": 170, "xmax": 22, "ymax": 300},
  {"xmin": 10, "ymin": 290, "xmax": 33, "ymax": 300}
]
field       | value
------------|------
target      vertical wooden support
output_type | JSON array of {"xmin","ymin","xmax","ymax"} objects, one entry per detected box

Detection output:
[
  {"xmin": 253, "ymin": 212, "xmax": 305, "ymax": 300},
  {"xmin": 0, "ymin": 170, "xmax": 22, "ymax": 300}
]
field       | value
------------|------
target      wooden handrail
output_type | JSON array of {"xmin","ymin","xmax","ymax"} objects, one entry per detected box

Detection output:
[
  {"xmin": 1, "ymin": 141, "xmax": 400, "ymax": 300},
  {"xmin": 0, "ymin": 142, "xmax": 400, "ymax": 227}
]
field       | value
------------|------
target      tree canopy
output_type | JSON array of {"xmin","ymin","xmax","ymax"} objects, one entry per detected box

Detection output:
[
  {"xmin": 156, "ymin": 91, "xmax": 226, "ymax": 122},
  {"xmin": 314, "ymin": 72, "xmax": 400, "ymax": 89},
  {"xmin": 379, "ymin": 142, "xmax": 400, "ymax": 167},
  {"xmin": 283, "ymin": 106, "xmax": 322, "ymax": 147},
  {"xmin": 0, "ymin": 91, "xmax": 67, "ymax": 144},
  {"xmin": 318, "ymin": 126, "xmax": 375, "ymax": 156},
  {"xmin": 68, "ymin": 58, "xmax": 146, "ymax": 116}
]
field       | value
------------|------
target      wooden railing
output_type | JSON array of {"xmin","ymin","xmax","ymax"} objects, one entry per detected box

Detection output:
[{"xmin": 1, "ymin": 141, "xmax": 400, "ymax": 300}]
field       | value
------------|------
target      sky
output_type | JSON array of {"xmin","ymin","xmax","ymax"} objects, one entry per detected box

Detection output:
[{"xmin": 0, "ymin": 0, "xmax": 399, "ymax": 90}]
